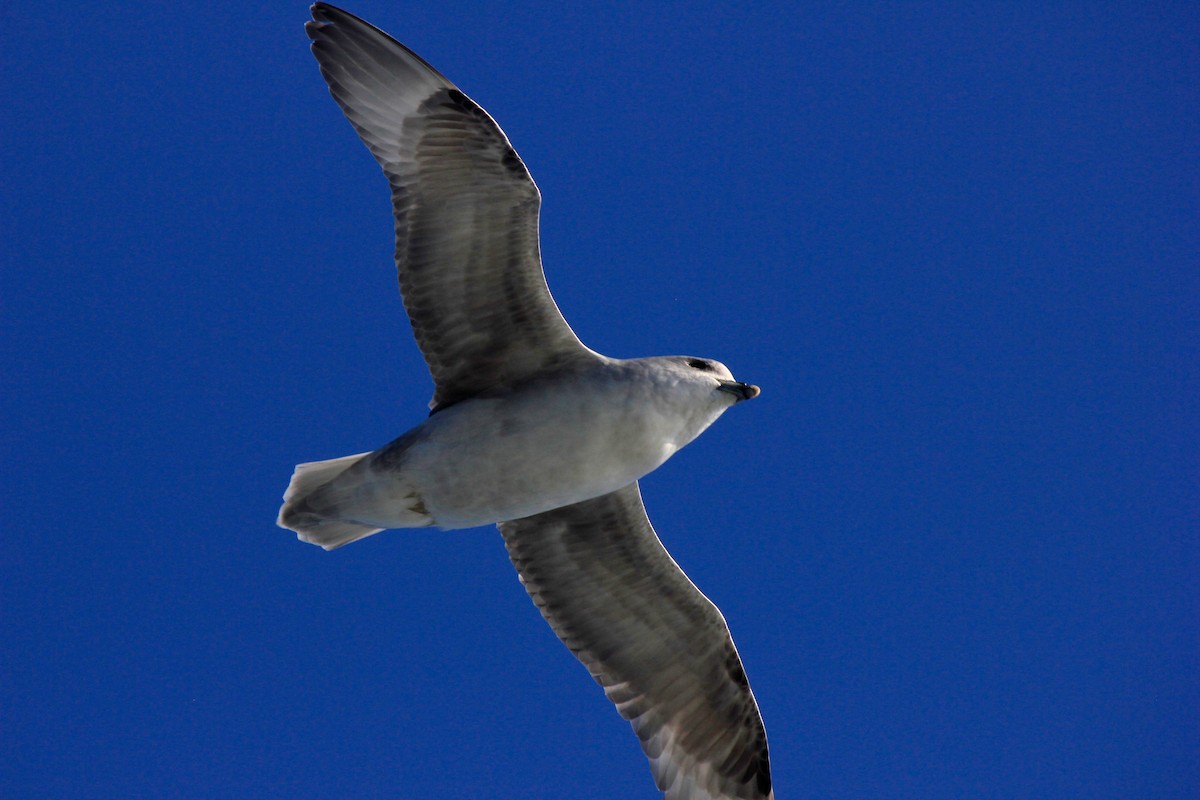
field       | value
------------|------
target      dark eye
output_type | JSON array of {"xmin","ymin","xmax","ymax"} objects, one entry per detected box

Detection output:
[{"xmin": 687, "ymin": 359, "xmax": 712, "ymax": 371}]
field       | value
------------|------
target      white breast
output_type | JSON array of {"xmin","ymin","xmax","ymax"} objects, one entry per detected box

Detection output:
[{"xmin": 403, "ymin": 376, "xmax": 703, "ymax": 528}]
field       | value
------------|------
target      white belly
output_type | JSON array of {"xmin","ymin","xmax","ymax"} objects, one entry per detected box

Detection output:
[{"xmin": 402, "ymin": 384, "xmax": 679, "ymax": 528}]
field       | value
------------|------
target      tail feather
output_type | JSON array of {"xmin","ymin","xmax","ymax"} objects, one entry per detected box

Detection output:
[
  {"xmin": 278, "ymin": 452, "xmax": 384, "ymax": 550},
  {"xmin": 282, "ymin": 452, "xmax": 371, "ymax": 505},
  {"xmin": 295, "ymin": 518, "xmax": 385, "ymax": 551}
]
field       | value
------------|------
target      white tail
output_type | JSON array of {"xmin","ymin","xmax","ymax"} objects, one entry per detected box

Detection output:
[
  {"xmin": 277, "ymin": 452, "xmax": 384, "ymax": 550},
  {"xmin": 278, "ymin": 449, "xmax": 436, "ymax": 549}
]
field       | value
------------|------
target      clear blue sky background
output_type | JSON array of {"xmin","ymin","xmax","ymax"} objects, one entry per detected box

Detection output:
[{"xmin": 4, "ymin": 2, "xmax": 1196, "ymax": 798}]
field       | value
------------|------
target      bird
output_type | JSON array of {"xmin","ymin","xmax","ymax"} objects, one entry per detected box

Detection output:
[{"xmin": 279, "ymin": 5, "xmax": 773, "ymax": 798}]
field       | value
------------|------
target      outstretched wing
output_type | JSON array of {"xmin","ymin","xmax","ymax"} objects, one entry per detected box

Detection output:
[
  {"xmin": 499, "ymin": 483, "xmax": 773, "ymax": 800},
  {"xmin": 306, "ymin": 4, "xmax": 596, "ymax": 411}
]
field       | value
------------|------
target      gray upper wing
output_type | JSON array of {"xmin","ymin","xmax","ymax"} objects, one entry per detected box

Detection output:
[
  {"xmin": 306, "ymin": 4, "xmax": 595, "ymax": 410},
  {"xmin": 499, "ymin": 483, "xmax": 773, "ymax": 800}
]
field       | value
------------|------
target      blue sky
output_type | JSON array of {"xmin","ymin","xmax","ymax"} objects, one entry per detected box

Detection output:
[{"xmin": 4, "ymin": 2, "xmax": 1197, "ymax": 798}]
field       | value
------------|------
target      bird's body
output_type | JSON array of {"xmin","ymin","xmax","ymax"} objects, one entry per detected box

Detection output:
[
  {"xmin": 280, "ymin": 5, "xmax": 773, "ymax": 798},
  {"xmin": 281, "ymin": 355, "xmax": 752, "ymax": 543}
]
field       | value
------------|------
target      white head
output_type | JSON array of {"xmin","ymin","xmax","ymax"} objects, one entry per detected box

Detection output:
[
  {"xmin": 629, "ymin": 355, "xmax": 760, "ymax": 450},
  {"xmin": 669, "ymin": 356, "xmax": 761, "ymax": 404}
]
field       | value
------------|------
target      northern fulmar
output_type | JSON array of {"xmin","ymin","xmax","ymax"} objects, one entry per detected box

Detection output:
[{"xmin": 279, "ymin": 5, "xmax": 773, "ymax": 798}]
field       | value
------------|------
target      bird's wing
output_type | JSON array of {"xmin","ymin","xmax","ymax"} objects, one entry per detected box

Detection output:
[
  {"xmin": 499, "ymin": 483, "xmax": 773, "ymax": 800},
  {"xmin": 306, "ymin": 4, "xmax": 596, "ymax": 411}
]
